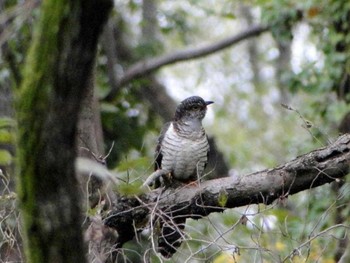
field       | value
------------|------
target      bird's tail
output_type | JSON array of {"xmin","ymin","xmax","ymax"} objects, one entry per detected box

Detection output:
[{"xmin": 158, "ymin": 216, "xmax": 186, "ymax": 258}]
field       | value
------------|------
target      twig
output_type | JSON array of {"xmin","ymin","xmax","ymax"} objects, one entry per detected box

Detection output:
[{"xmin": 282, "ymin": 224, "xmax": 350, "ymax": 262}]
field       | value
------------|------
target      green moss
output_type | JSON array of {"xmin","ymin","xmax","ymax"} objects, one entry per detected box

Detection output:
[
  {"xmin": 117, "ymin": 181, "xmax": 144, "ymax": 196},
  {"xmin": 16, "ymin": 1, "xmax": 71, "ymax": 262},
  {"xmin": 0, "ymin": 150, "xmax": 13, "ymax": 165},
  {"xmin": 0, "ymin": 117, "xmax": 16, "ymax": 129},
  {"xmin": 0, "ymin": 130, "xmax": 15, "ymax": 144}
]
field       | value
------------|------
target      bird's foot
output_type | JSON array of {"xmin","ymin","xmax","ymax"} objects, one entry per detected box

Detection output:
[
  {"xmin": 142, "ymin": 169, "xmax": 170, "ymax": 188},
  {"xmin": 184, "ymin": 180, "xmax": 199, "ymax": 187}
]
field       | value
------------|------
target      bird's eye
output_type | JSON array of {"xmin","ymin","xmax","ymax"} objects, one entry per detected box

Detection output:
[{"xmin": 192, "ymin": 105, "xmax": 201, "ymax": 110}]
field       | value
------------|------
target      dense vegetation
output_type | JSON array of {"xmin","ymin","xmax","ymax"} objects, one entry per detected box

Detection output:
[{"xmin": 0, "ymin": 0, "xmax": 349, "ymax": 262}]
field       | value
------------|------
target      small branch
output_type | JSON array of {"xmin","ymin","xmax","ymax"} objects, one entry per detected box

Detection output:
[
  {"xmin": 282, "ymin": 224, "xmax": 350, "ymax": 262},
  {"xmin": 105, "ymin": 24, "xmax": 269, "ymax": 101},
  {"xmin": 123, "ymin": 24, "xmax": 268, "ymax": 82},
  {"xmin": 105, "ymin": 134, "xmax": 350, "ymax": 248}
]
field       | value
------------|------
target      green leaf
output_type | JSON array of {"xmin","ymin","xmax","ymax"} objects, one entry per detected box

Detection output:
[
  {"xmin": 218, "ymin": 188, "xmax": 228, "ymax": 207},
  {"xmin": 116, "ymin": 157, "xmax": 150, "ymax": 172},
  {"xmin": 117, "ymin": 181, "xmax": 144, "ymax": 196},
  {"xmin": 100, "ymin": 102, "xmax": 119, "ymax": 113}
]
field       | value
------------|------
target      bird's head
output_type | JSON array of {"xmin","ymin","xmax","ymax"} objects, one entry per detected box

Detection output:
[{"xmin": 174, "ymin": 96, "xmax": 214, "ymax": 122}]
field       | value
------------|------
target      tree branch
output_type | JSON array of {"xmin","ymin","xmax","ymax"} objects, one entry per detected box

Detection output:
[
  {"xmin": 105, "ymin": 24, "xmax": 269, "ymax": 101},
  {"xmin": 105, "ymin": 134, "xmax": 350, "ymax": 249}
]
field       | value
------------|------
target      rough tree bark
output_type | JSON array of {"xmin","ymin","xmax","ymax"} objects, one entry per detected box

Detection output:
[
  {"xmin": 16, "ymin": 0, "xmax": 112, "ymax": 262},
  {"xmin": 105, "ymin": 134, "xmax": 350, "ymax": 256},
  {"xmin": 77, "ymin": 70, "xmax": 106, "ymax": 209}
]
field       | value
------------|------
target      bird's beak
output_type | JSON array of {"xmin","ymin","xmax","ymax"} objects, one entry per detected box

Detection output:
[{"xmin": 205, "ymin": 101, "xmax": 214, "ymax": 106}]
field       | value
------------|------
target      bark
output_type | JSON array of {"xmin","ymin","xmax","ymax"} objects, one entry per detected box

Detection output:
[
  {"xmin": 240, "ymin": 4, "xmax": 262, "ymax": 91},
  {"xmin": 105, "ymin": 134, "xmax": 350, "ymax": 254},
  {"xmin": 275, "ymin": 40, "xmax": 292, "ymax": 103},
  {"xmin": 76, "ymin": 65, "xmax": 119, "ymax": 263},
  {"xmin": 16, "ymin": 0, "xmax": 112, "ymax": 262},
  {"xmin": 100, "ymin": 18, "xmax": 126, "ymax": 98},
  {"xmin": 141, "ymin": 0, "xmax": 158, "ymax": 43},
  {"xmin": 77, "ymin": 70, "xmax": 105, "ymax": 209}
]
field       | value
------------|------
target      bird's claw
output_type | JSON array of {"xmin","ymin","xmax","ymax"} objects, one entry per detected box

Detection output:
[{"xmin": 142, "ymin": 169, "xmax": 170, "ymax": 188}]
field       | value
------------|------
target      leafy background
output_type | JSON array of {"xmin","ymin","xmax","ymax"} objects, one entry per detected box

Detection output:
[{"xmin": 1, "ymin": 0, "xmax": 350, "ymax": 262}]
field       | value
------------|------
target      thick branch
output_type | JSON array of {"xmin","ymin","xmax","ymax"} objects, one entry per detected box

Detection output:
[
  {"xmin": 105, "ymin": 24, "xmax": 269, "ymax": 101},
  {"xmin": 105, "ymin": 134, "xmax": 350, "ymax": 246},
  {"xmin": 155, "ymin": 134, "xmax": 350, "ymax": 209}
]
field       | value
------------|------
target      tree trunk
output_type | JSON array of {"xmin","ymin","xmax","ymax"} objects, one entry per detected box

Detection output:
[
  {"xmin": 77, "ymin": 70, "xmax": 106, "ymax": 209},
  {"xmin": 16, "ymin": 1, "xmax": 112, "ymax": 262}
]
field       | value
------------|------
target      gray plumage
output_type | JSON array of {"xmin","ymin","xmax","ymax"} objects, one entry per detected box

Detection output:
[
  {"xmin": 155, "ymin": 96, "xmax": 213, "ymax": 258},
  {"xmin": 155, "ymin": 96, "xmax": 213, "ymax": 183},
  {"xmin": 153, "ymin": 96, "xmax": 213, "ymax": 258}
]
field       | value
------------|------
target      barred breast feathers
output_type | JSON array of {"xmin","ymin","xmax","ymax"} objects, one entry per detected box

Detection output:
[{"xmin": 160, "ymin": 122, "xmax": 209, "ymax": 180}]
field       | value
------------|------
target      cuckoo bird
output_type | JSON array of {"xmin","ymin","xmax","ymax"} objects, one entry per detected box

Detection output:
[{"xmin": 152, "ymin": 96, "xmax": 213, "ymax": 258}]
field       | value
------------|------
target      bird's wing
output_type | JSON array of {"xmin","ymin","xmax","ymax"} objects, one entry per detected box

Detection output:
[
  {"xmin": 155, "ymin": 122, "xmax": 171, "ymax": 171},
  {"xmin": 204, "ymin": 134, "xmax": 210, "ymax": 170}
]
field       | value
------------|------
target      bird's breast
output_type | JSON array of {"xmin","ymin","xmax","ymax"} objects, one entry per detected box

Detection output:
[{"xmin": 160, "ymin": 123, "xmax": 209, "ymax": 181}]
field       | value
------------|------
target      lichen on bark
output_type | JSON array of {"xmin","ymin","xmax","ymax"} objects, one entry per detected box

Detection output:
[{"xmin": 16, "ymin": 1, "xmax": 112, "ymax": 262}]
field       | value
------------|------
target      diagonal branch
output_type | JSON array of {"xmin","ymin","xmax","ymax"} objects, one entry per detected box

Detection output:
[
  {"xmin": 104, "ymin": 24, "xmax": 269, "ymax": 101},
  {"xmin": 105, "ymin": 134, "xmax": 350, "ymax": 249}
]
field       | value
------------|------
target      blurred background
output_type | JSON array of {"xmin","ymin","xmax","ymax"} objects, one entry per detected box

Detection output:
[{"xmin": 1, "ymin": 0, "xmax": 350, "ymax": 262}]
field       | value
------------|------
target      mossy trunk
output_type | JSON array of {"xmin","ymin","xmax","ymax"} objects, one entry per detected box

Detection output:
[{"xmin": 16, "ymin": 1, "xmax": 112, "ymax": 262}]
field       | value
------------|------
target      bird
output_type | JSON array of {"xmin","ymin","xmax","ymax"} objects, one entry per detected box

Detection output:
[
  {"xmin": 154, "ymin": 95, "xmax": 214, "ymax": 186},
  {"xmin": 154, "ymin": 95, "xmax": 213, "ymax": 258}
]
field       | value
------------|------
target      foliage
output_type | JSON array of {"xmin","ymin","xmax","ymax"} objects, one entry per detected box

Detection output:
[
  {"xmin": 103, "ymin": 1, "xmax": 350, "ymax": 262},
  {"xmin": 0, "ymin": 0, "xmax": 349, "ymax": 262}
]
